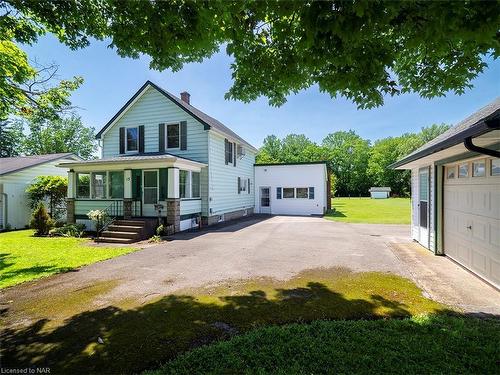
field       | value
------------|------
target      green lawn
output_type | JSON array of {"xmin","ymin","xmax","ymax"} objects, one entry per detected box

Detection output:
[
  {"xmin": 148, "ymin": 315, "xmax": 500, "ymax": 375},
  {"xmin": 0, "ymin": 230, "xmax": 137, "ymax": 288},
  {"xmin": 325, "ymin": 197, "xmax": 411, "ymax": 224},
  {"xmin": 2, "ymin": 268, "xmax": 450, "ymax": 374}
]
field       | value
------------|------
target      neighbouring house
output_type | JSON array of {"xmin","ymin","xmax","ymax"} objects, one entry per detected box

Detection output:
[
  {"xmin": 0, "ymin": 153, "xmax": 80, "ymax": 230},
  {"xmin": 254, "ymin": 162, "xmax": 329, "ymax": 215},
  {"xmin": 59, "ymin": 81, "xmax": 332, "ymax": 242},
  {"xmin": 392, "ymin": 98, "xmax": 499, "ymax": 289},
  {"xmin": 369, "ymin": 187, "xmax": 391, "ymax": 199}
]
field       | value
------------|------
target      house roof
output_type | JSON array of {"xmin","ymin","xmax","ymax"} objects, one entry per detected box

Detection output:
[
  {"xmin": 0, "ymin": 153, "xmax": 77, "ymax": 176},
  {"xmin": 95, "ymin": 81, "xmax": 258, "ymax": 152},
  {"xmin": 57, "ymin": 152, "xmax": 207, "ymax": 168},
  {"xmin": 369, "ymin": 187, "xmax": 391, "ymax": 192},
  {"xmin": 391, "ymin": 97, "xmax": 500, "ymax": 168}
]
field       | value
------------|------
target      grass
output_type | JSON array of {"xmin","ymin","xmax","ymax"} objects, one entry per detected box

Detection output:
[
  {"xmin": 0, "ymin": 229, "xmax": 137, "ymax": 288},
  {"xmin": 325, "ymin": 197, "xmax": 411, "ymax": 224},
  {"xmin": 1, "ymin": 268, "xmax": 450, "ymax": 374},
  {"xmin": 147, "ymin": 315, "xmax": 500, "ymax": 375}
]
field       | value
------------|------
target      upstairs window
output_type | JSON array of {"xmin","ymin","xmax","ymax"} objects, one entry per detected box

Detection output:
[
  {"xmin": 224, "ymin": 139, "xmax": 233, "ymax": 165},
  {"xmin": 167, "ymin": 123, "xmax": 180, "ymax": 149},
  {"xmin": 126, "ymin": 127, "xmax": 138, "ymax": 152}
]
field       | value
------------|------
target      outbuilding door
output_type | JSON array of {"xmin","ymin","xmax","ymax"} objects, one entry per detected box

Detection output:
[
  {"xmin": 418, "ymin": 168, "xmax": 430, "ymax": 248},
  {"xmin": 443, "ymin": 159, "xmax": 500, "ymax": 288},
  {"xmin": 259, "ymin": 187, "xmax": 271, "ymax": 214}
]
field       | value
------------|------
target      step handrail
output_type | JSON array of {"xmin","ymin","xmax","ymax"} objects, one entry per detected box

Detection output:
[{"xmin": 96, "ymin": 200, "xmax": 123, "ymax": 240}]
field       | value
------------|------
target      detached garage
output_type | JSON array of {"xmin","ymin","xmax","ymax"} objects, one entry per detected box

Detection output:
[
  {"xmin": 392, "ymin": 98, "xmax": 500, "ymax": 289},
  {"xmin": 254, "ymin": 162, "xmax": 330, "ymax": 216}
]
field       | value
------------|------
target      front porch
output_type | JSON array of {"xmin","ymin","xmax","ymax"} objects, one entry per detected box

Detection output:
[{"xmin": 59, "ymin": 154, "xmax": 206, "ymax": 235}]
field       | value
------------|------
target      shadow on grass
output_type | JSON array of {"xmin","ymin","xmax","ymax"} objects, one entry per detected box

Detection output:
[
  {"xmin": 0, "ymin": 265, "xmax": 75, "ymax": 288},
  {"xmin": 0, "ymin": 280, "xmax": 452, "ymax": 374},
  {"xmin": 325, "ymin": 208, "xmax": 347, "ymax": 218}
]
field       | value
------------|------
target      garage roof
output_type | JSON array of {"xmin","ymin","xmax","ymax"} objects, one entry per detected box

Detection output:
[{"xmin": 391, "ymin": 97, "xmax": 500, "ymax": 169}]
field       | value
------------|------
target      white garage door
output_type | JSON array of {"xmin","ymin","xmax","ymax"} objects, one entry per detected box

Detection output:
[{"xmin": 443, "ymin": 158, "xmax": 500, "ymax": 289}]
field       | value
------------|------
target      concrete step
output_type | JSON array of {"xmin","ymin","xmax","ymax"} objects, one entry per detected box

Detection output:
[
  {"xmin": 108, "ymin": 224, "xmax": 144, "ymax": 232},
  {"xmin": 101, "ymin": 230, "xmax": 139, "ymax": 239},
  {"xmin": 95, "ymin": 236, "xmax": 135, "ymax": 244}
]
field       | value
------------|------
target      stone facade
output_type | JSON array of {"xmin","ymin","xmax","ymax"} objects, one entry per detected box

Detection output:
[
  {"xmin": 66, "ymin": 198, "xmax": 75, "ymax": 223},
  {"xmin": 166, "ymin": 199, "xmax": 181, "ymax": 232},
  {"xmin": 123, "ymin": 198, "xmax": 132, "ymax": 219}
]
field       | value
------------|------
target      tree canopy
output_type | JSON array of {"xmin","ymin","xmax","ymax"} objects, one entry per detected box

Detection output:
[
  {"xmin": 3, "ymin": 1, "xmax": 499, "ymax": 108},
  {"xmin": 256, "ymin": 124, "xmax": 451, "ymax": 197}
]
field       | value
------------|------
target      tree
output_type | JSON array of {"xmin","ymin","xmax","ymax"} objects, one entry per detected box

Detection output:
[
  {"xmin": 0, "ymin": 119, "xmax": 24, "ymax": 157},
  {"xmin": 1, "ymin": 2, "xmax": 82, "ymax": 120},
  {"xmin": 419, "ymin": 123, "xmax": 451, "ymax": 143},
  {"xmin": 29, "ymin": 202, "xmax": 53, "ymax": 236},
  {"xmin": 256, "ymin": 135, "xmax": 282, "ymax": 163},
  {"xmin": 3, "ymin": 1, "xmax": 499, "ymax": 108},
  {"xmin": 322, "ymin": 131, "xmax": 371, "ymax": 196},
  {"xmin": 26, "ymin": 176, "xmax": 67, "ymax": 220},
  {"xmin": 22, "ymin": 114, "xmax": 97, "ymax": 159}
]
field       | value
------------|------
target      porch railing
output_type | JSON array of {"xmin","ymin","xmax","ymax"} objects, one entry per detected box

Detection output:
[{"xmin": 132, "ymin": 199, "xmax": 142, "ymax": 217}]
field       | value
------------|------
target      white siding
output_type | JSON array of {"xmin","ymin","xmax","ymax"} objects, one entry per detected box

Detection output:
[
  {"xmin": 102, "ymin": 87, "xmax": 209, "ymax": 163},
  {"xmin": 180, "ymin": 199, "xmax": 202, "ymax": 215},
  {"xmin": 207, "ymin": 131, "xmax": 256, "ymax": 215},
  {"xmin": 0, "ymin": 157, "xmax": 75, "ymax": 229},
  {"xmin": 254, "ymin": 164, "xmax": 327, "ymax": 215},
  {"xmin": 75, "ymin": 200, "xmax": 115, "ymax": 216}
]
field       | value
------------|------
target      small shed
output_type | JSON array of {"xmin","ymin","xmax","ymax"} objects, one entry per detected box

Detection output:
[{"xmin": 369, "ymin": 187, "xmax": 391, "ymax": 199}]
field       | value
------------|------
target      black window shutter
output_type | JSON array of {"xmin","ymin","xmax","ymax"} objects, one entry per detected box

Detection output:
[
  {"xmin": 277, "ymin": 187, "xmax": 282, "ymax": 199},
  {"xmin": 237, "ymin": 177, "xmax": 241, "ymax": 194},
  {"xmin": 248, "ymin": 178, "xmax": 250, "ymax": 194},
  {"xmin": 159, "ymin": 123, "xmax": 165, "ymax": 152},
  {"xmin": 233, "ymin": 142, "xmax": 236, "ymax": 166},
  {"xmin": 119, "ymin": 127, "xmax": 125, "ymax": 154},
  {"xmin": 159, "ymin": 168, "xmax": 168, "ymax": 200},
  {"xmin": 139, "ymin": 125, "xmax": 145, "ymax": 153},
  {"xmin": 309, "ymin": 187, "xmax": 315, "ymax": 199},
  {"xmin": 180, "ymin": 121, "xmax": 187, "ymax": 150},
  {"xmin": 224, "ymin": 139, "xmax": 229, "ymax": 165}
]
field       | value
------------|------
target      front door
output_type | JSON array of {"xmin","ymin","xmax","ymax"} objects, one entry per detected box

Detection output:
[
  {"xmin": 259, "ymin": 187, "xmax": 271, "ymax": 214},
  {"xmin": 142, "ymin": 170, "xmax": 159, "ymax": 217},
  {"xmin": 418, "ymin": 167, "xmax": 430, "ymax": 247}
]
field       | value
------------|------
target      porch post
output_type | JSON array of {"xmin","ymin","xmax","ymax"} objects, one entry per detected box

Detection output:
[
  {"xmin": 66, "ymin": 170, "xmax": 75, "ymax": 223},
  {"xmin": 123, "ymin": 169, "xmax": 132, "ymax": 219},
  {"xmin": 167, "ymin": 167, "xmax": 180, "ymax": 232}
]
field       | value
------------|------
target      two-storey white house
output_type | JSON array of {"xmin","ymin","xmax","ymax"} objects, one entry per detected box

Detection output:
[{"xmin": 59, "ymin": 81, "xmax": 258, "ymax": 240}]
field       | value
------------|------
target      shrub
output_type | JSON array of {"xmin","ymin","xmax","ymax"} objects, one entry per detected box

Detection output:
[
  {"xmin": 30, "ymin": 202, "xmax": 53, "ymax": 236},
  {"xmin": 149, "ymin": 235, "xmax": 162, "ymax": 243},
  {"xmin": 50, "ymin": 223, "xmax": 86, "ymax": 238},
  {"xmin": 87, "ymin": 209, "xmax": 108, "ymax": 232},
  {"xmin": 156, "ymin": 224, "xmax": 165, "ymax": 236},
  {"xmin": 26, "ymin": 176, "xmax": 68, "ymax": 220}
]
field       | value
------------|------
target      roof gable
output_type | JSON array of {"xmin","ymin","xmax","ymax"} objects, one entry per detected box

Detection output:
[
  {"xmin": 0, "ymin": 153, "xmax": 79, "ymax": 176},
  {"xmin": 96, "ymin": 81, "xmax": 257, "ymax": 151}
]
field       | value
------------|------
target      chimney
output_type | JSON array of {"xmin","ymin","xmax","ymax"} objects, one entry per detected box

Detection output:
[{"xmin": 180, "ymin": 91, "xmax": 190, "ymax": 104}]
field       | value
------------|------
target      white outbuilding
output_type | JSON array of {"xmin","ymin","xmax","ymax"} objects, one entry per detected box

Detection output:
[
  {"xmin": 254, "ymin": 162, "xmax": 330, "ymax": 216},
  {"xmin": 369, "ymin": 187, "xmax": 391, "ymax": 199}
]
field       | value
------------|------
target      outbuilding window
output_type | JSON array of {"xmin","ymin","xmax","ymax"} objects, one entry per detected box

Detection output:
[
  {"xmin": 283, "ymin": 188, "xmax": 295, "ymax": 198},
  {"xmin": 458, "ymin": 163, "xmax": 468, "ymax": 178},
  {"xmin": 446, "ymin": 166, "xmax": 455, "ymax": 179},
  {"xmin": 296, "ymin": 187, "xmax": 308, "ymax": 198}
]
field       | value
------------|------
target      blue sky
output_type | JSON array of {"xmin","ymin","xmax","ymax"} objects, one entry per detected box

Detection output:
[{"xmin": 24, "ymin": 35, "xmax": 500, "ymax": 148}]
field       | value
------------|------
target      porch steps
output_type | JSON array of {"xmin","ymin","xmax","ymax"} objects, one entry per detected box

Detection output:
[{"xmin": 96, "ymin": 219, "xmax": 156, "ymax": 244}]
